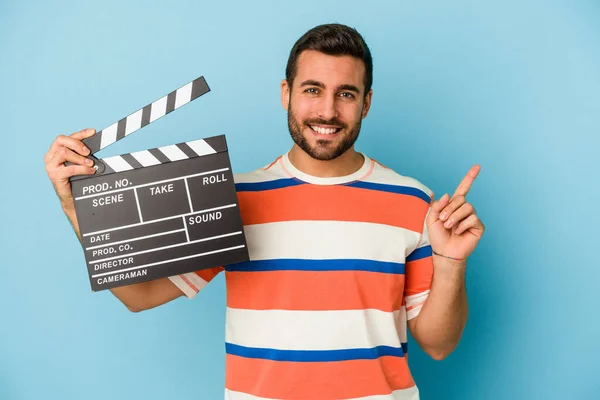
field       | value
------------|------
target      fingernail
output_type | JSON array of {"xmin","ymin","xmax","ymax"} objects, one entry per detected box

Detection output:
[
  {"xmin": 439, "ymin": 212, "xmax": 447, "ymax": 221},
  {"xmin": 87, "ymin": 128, "xmax": 95, "ymax": 134},
  {"xmin": 444, "ymin": 219, "xmax": 453, "ymax": 228},
  {"xmin": 85, "ymin": 158, "xmax": 93, "ymax": 166},
  {"xmin": 82, "ymin": 146, "xmax": 90, "ymax": 155}
]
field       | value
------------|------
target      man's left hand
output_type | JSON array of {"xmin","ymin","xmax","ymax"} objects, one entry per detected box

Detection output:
[{"xmin": 426, "ymin": 165, "xmax": 485, "ymax": 261}]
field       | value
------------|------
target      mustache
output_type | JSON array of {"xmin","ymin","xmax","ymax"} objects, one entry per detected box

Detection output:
[{"xmin": 304, "ymin": 118, "xmax": 346, "ymax": 129}]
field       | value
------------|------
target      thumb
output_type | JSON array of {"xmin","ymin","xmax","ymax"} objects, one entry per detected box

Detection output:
[{"xmin": 427, "ymin": 193, "xmax": 450, "ymax": 225}]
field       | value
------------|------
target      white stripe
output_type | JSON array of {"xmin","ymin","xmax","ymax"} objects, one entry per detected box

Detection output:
[
  {"xmin": 363, "ymin": 164, "xmax": 432, "ymax": 199},
  {"xmin": 75, "ymin": 167, "xmax": 229, "ymax": 201},
  {"xmin": 186, "ymin": 139, "xmax": 217, "ymax": 156},
  {"xmin": 103, "ymin": 155, "xmax": 133, "ymax": 172},
  {"xmin": 133, "ymin": 188, "xmax": 143, "ymax": 222},
  {"xmin": 224, "ymin": 387, "xmax": 419, "ymax": 400},
  {"xmin": 125, "ymin": 109, "xmax": 143, "ymax": 136},
  {"xmin": 85, "ymin": 229, "xmax": 185, "ymax": 250},
  {"xmin": 405, "ymin": 290, "xmax": 429, "ymax": 320},
  {"xmin": 233, "ymin": 167, "xmax": 288, "ymax": 184},
  {"xmin": 100, "ymin": 122, "xmax": 118, "ymax": 149},
  {"xmin": 168, "ymin": 272, "xmax": 210, "ymax": 299},
  {"xmin": 167, "ymin": 275, "xmax": 198, "ymax": 298},
  {"xmin": 184, "ymin": 272, "xmax": 209, "ymax": 291},
  {"xmin": 159, "ymin": 144, "xmax": 188, "ymax": 161},
  {"xmin": 244, "ymin": 221, "xmax": 419, "ymax": 263},
  {"xmin": 174, "ymin": 82, "xmax": 193, "ymax": 109},
  {"xmin": 406, "ymin": 304, "xmax": 423, "ymax": 320},
  {"xmin": 81, "ymin": 203, "xmax": 236, "ymax": 236},
  {"xmin": 149, "ymin": 95, "xmax": 168, "ymax": 122},
  {"xmin": 225, "ymin": 307, "xmax": 407, "ymax": 351},
  {"xmin": 89, "ymin": 231, "xmax": 243, "ymax": 264},
  {"xmin": 405, "ymin": 290, "xmax": 429, "ymax": 309},
  {"xmin": 91, "ymin": 244, "xmax": 245, "ymax": 278},
  {"xmin": 130, "ymin": 150, "xmax": 161, "ymax": 167},
  {"xmin": 182, "ymin": 216, "xmax": 190, "ymax": 242},
  {"xmin": 184, "ymin": 178, "xmax": 194, "ymax": 212}
]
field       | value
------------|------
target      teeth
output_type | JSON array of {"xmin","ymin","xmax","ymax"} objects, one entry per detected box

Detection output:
[{"xmin": 311, "ymin": 125, "xmax": 339, "ymax": 135}]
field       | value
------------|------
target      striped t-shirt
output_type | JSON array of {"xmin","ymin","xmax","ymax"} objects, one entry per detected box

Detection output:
[{"xmin": 169, "ymin": 151, "xmax": 434, "ymax": 400}]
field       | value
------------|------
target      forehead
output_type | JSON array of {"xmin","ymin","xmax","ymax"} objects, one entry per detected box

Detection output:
[{"xmin": 294, "ymin": 50, "xmax": 366, "ymax": 90}]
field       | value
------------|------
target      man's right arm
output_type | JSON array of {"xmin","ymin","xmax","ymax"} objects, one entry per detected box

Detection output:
[{"xmin": 44, "ymin": 128, "xmax": 183, "ymax": 312}]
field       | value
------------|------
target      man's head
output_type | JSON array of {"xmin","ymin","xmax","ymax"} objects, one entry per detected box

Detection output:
[{"xmin": 281, "ymin": 24, "xmax": 373, "ymax": 161}]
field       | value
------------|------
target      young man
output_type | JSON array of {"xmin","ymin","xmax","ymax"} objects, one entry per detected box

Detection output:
[{"xmin": 45, "ymin": 24, "xmax": 484, "ymax": 400}]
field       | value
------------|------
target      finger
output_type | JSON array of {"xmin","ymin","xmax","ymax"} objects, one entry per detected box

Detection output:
[
  {"xmin": 47, "ymin": 135, "xmax": 92, "ymax": 165},
  {"xmin": 70, "ymin": 128, "xmax": 96, "ymax": 141},
  {"xmin": 454, "ymin": 214, "xmax": 484, "ymax": 235},
  {"xmin": 48, "ymin": 163, "xmax": 96, "ymax": 202},
  {"xmin": 45, "ymin": 130, "xmax": 95, "ymax": 164},
  {"xmin": 442, "ymin": 202, "xmax": 475, "ymax": 229},
  {"xmin": 439, "ymin": 195, "xmax": 466, "ymax": 222},
  {"xmin": 427, "ymin": 193, "xmax": 450, "ymax": 224},
  {"xmin": 49, "ymin": 147, "xmax": 95, "ymax": 168},
  {"xmin": 54, "ymin": 163, "xmax": 97, "ymax": 181},
  {"xmin": 452, "ymin": 164, "xmax": 481, "ymax": 199}
]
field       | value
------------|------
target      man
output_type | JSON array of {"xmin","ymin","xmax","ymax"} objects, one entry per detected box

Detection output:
[{"xmin": 45, "ymin": 24, "xmax": 484, "ymax": 400}]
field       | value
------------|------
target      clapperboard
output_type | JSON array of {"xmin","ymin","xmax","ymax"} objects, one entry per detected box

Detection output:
[{"xmin": 69, "ymin": 76, "xmax": 249, "ymax": 291}]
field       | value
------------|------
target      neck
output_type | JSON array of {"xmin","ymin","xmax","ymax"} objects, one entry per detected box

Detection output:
[{"xmin": 288, "ymin": 144, "xmax": 364, "ymax": 178}]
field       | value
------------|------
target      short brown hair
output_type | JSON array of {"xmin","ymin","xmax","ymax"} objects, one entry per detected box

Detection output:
[{"xmin": 285, "ymin": 23, "xmax": 373, "ymax": 96}]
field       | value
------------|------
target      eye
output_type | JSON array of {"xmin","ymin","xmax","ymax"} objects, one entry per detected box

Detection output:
[
  {"xmin": 339, "ymin": 92, "xmax": 355, "ymax": 99},
  {"xmin": 305, "ymin": 87, "xmax": 320, "ymax": 94}
]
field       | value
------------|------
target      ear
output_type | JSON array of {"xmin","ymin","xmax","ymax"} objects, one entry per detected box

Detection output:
[
  {"xmin": 361, "ymin": 89, "xmax": 373, "ymax": 119},
  {"xmin": 281, "ymin": 79, "xmax": 290, "ymax": 110}
]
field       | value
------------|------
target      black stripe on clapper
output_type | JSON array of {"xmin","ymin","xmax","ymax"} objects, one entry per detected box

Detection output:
[
  {"xmin": 101, "ymin": 160, "xmax": 115, "ymax": 175},
  {"xmin": 116, "ymin": 118, "xmax": 127, "ymax": 141},
  {"xmin": 176, "ymin": 143, "xmax": 198, "ymax": 159},
  {"xmin": 120, "ymin": 153, "xmax": 143, "ymax": 169},
  {"xmin": 191, "ymin": 77, "xmax": 210, "ymax": 100},
  {"xmin": 203, "ymin": 135, "xmax": 227, "ymax": 152},
  {"xmin": 166, "ymin": 91, "xmax": 177, "ymax": 114},
  {"xmin": 82, "ymin": 130, "xmax": 103, "ymax": 155},
  {"xmin": 140, "ymin": 104, "xmax": 152, "ymax": 128},
  {"xmin": 148, "ymin": 148, "xmax": 171, "ymax": 164}
]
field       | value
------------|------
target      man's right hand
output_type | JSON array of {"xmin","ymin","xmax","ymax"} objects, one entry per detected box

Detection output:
[
  {"xmin": 44, "ymin": 127, "xmax": 184, "ymax": 310},
  {"xmin": 44, "ymin": 128, "xmax": 97, "ymax": 233}
]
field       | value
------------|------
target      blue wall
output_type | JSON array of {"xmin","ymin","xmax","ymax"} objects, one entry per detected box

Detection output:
[{"xmin": 1, "ymin": 1, "xmax": 598, "ymax": 399}]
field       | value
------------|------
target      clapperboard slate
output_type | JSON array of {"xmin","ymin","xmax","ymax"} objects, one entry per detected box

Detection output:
[{"xmin": 69, "ymin": 76, "xmax": 249, "ymax": 291}]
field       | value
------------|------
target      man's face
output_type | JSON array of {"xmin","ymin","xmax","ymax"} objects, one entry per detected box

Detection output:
[{"xmin": 281, "ymin": 50, "xmax": 372, "ymax": 161}]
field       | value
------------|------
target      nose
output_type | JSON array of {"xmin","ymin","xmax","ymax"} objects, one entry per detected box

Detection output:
[{"xmin": 317, "ymin": 93, "xmax": 338, "ymax": 121}]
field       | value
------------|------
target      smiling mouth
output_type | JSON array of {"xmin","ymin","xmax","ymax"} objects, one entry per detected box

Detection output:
[{"xmin": 309, "ymin": 125, "xmax": 342, "ymax": 135}]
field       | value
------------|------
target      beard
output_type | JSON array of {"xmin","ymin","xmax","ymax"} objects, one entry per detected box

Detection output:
[{"xmin": 287, "ymin": 102, "xmax": 362, "ymax": 161}]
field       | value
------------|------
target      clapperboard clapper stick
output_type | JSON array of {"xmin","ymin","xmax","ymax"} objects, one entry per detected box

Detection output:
[{"xmin": 69, "ymin": 76, "xmax": 249, "ymax": 291}]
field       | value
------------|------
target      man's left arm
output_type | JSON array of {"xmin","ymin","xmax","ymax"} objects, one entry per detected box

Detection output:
[
  {"xmin": 408, "ymin": 257, "xmax": 468, "ymax": 360},
  {"xmin": 408, "ymin": 165, "xmax": 485, "ymax": 360}
]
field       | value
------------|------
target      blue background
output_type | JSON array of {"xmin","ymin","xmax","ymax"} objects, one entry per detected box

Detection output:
[{"xmin": 1, "ymin": 1, "xmax": 598, "ymax": 399}]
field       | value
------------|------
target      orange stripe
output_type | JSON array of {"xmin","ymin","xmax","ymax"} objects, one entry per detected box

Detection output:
[
  {"xmin": 225, "ymin": 270, "xmax": 405, "ymax": 311},
  {"xmin": 194, "ymin": 266, "xmax": 224, "ymax": 283},
  {"xmin": 226, "ymin": 354, "xmax": 415, "ymax": 399},
  {"xmin": 180, "ymin": 275, "xmax": 199, "ymax": 293},
  {"xmin": 405, "ymin": 257, "xmax": 433, "ymax": 297},
  {"xmin": 238, "ymin": 185, "xmax": 429, "ymax": 232}
]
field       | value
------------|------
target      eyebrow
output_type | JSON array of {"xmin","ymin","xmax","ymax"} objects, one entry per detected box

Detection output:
[{"xmin": 300, "ymin": 80, "xmax": 361, "ymax": 94}]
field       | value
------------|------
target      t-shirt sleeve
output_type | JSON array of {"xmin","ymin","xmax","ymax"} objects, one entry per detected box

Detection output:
[
  {"xmin": 168, "ymin": 266, "xmax": 224, "ymax": 299},
  {"xmin": 403, "ymin": 205, "xmax": 434, "ymax": 320}
]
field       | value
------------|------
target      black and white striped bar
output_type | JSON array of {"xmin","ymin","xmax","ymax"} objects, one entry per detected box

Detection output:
[
  {"xmin": 81, "ymin": 76, "xmax": 210, "ymax": 154},
  {"xmin": 70, "ymin": 134, "xmax": 248, "ymax": 291}
]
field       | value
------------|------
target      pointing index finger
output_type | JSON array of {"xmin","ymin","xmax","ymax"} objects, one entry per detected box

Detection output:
[{"xmin": 452, "ymin": 164, "xmax": 481, "ymax": 198}]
